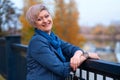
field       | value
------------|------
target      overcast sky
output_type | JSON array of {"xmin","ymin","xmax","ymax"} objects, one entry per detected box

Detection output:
[
  {"xmin": 76, "ymin": 0, "xmax": 120, "ymax": 27},
  {"xmin": 11, "ymin": 0, "xmax": 120, "ymax": 27}
]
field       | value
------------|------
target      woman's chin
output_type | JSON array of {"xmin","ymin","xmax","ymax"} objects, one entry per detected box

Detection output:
[{"xmin": 44, "ymin": 29, "xmax": 51, "ymax": 34}]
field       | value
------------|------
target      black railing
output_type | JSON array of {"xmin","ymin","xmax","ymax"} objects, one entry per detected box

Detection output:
[{"xmin": 0, "ymin": 35, "xmax": 120, "ymax": 80}]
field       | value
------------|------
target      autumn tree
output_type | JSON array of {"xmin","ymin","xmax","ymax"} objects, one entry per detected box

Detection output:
[
  {"xmin": 0, "ymin": 0, "xmax": 21, "ymax": 36},
  {"xmin": 92, "ymin": 24, "xmax": 106, "ymax": 35},
  {"xmin": 53, "ymin": 0, "xmax": 85, "ymax": 46},
  {"xmin": 20, "ymin": 0, "xmax": 42, "ymax": 44},
  {"xmin": 106, "ymin": 25, "xmax": 116, "ymax": 35}
]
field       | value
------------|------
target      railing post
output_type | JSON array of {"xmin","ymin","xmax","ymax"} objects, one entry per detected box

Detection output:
[
  {"xmin": 0, "ymin": 38, "xmax": 7, "ymax": 78},
  {"xmin": 5, "ymin": 35, "xmax": 21, "ymax": 80}
]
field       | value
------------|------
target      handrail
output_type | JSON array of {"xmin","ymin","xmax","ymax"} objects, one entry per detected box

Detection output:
[
  {"xmin": 80, "ymin": 59, "xmax": 120, "ymax": 79},
  {"xmin": 0, "ymin": 37, "xmax": 5, "ymax": 45},
  {"xmin": 0, "ymin": 37, "xmax": 5, "ymax": 41},
  {"xmin": 12, "ymin": 43, "xmax": 28, "ymax": 52}
]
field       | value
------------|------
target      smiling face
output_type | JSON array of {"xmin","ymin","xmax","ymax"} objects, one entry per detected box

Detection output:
[{"xmin": 35, "ymin": 10, "xmax": 53, "ymax": 34}]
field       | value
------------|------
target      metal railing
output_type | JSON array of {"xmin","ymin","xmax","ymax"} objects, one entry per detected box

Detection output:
[{"xmin": 0, "ymin": 35, "xmax": 120, "ymax": 80}]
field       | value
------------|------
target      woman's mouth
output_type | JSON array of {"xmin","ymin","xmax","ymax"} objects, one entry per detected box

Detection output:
[{"xmin": 42, "ymin": 21, "xmax": 51, "ymax": 27}]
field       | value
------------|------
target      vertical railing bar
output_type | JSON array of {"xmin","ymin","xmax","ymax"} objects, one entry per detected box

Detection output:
[
  {"xmin": 112, "ymin": 77, "xmax": 118, "ymax": 80},
  {"xmin": 103, "ymin": 75, "xmax": 106, "ymax": 80},
  {"xmin": 80, "ymin": 69, "xmax": 82, "ymax": 79},
  {"xmin": 70, "ymin": 74, "xmax": 72, "ymax": 80},
  {"xmin": 65, "ymin": 73, "xmax": 72, "ymax": 80},
  {"xmin": 86, "ymin": 71, "xmax": 89, "ymax": 80},
  {"xmin": 94, "ymin": 73, "xmax": 97, "ymax": 80}
]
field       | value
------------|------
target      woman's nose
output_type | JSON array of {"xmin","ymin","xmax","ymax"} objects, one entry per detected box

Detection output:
[{"xmin": 43, "ymin": 18, "xmax": 47, "ymax": 22}]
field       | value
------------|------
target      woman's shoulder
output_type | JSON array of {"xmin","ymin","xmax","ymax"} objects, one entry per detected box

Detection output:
[{"xmin": 30, "ymin": 33, "xmax": 48, "ymax": 43}]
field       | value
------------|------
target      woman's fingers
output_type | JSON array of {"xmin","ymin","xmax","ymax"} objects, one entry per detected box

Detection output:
[
  {"xmin": 70, "ymin": 58, "xmax": 80, "ymax": 71},
  {"xmin": 88, "ymin": 53, "xmax": 100, "ymax": 59}
]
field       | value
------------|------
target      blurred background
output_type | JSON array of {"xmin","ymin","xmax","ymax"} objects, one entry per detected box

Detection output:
[{"xmin": 0, "ymin": 0, "xmax": 120, "ymax": 79}]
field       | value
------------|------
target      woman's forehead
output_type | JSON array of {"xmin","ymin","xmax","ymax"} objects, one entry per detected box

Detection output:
[{"xmin": 37, "ymin": 10, "xmax": 50, "ymax": 17}]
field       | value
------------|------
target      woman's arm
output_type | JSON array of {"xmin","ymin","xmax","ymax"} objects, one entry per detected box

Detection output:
[
  {"xmin": 70, "ymin": 51, "xmax": 100, "ymax": 71},
  {"xmin": 60, "ymin": 40, "xmax": 83, "ymax": 58}
]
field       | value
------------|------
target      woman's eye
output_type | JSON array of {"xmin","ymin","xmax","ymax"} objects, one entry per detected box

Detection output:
[
  {"xmin": 45, "ymin": 15, "xmax": 49, "ymax": 18},
  {"xmin": 37, "ymin": 18, "xmax": 41, "ymax": 21}
]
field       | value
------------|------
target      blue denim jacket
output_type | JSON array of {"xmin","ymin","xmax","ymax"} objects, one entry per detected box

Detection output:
[{"xmin": 26, "ymin": 32, "xmax": 81, "ymax": 80}]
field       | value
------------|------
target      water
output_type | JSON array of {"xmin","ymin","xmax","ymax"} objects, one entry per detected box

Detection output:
[
  {"xmin": 115, "ymin": 41, "xmax": 120, "ymax": 62},
  {"xmin": 83, "ymin": 41, "xmax": 118, "ymax": 63},
  {"xmin": 83, "ymin": 42, "xmax": 113, "ymax": 54}
]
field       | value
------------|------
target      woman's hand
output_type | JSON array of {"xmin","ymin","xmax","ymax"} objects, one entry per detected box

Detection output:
[
  {"xmin": 70, "ymin": 50, "xmax": 83, "ymax": 71},
  {"xmin": 70, "ymin": 51, "xmax": 100, "ymax": 71},
  {"xmin": 88, "ymin": 52, "xmax": 100, "ymax": 59}
]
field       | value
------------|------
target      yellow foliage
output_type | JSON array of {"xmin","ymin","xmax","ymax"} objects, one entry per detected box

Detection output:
[
  {"xmin": 53, "ymin": 0, "xmax": 85, "ymax": 47},
  {"xmin": 19, "ymin": 15, "xmax": 34, "ymax": 44}
]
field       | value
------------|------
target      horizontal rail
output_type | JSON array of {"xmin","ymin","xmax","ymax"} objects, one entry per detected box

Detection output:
[
  {"xmin": 0, "ymin": 37, "xmax": 5, "ymax": 41},
  {"xmin": 0, "ymin": 38, "xmax": 5, "ymax": 45},
  {"xmin": 80, "ymin": 59, "xmax": 120, "ymax": 79},
  {"xmin": 12, "ymin": 43, "xmax": 28, "ymax": 52}
]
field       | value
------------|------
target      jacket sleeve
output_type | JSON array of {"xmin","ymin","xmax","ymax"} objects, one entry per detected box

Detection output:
[
  {"xmin": 28, "ymin": 36, "xmax": 71, "ymax": 77},
  {"xmin": 60, "ymin": 40, "xmax": 84, "ymax": 58}
]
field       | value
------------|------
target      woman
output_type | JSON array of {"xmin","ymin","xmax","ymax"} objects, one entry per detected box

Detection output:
[{"xmin": 26, "ymin": 4, "xmax": 100, "ymax": 80}]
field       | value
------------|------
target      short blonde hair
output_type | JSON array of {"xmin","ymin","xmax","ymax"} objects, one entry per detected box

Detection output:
[{"xmin": 26, "ymin": 4, "xmax": 49, "ymax": 27}]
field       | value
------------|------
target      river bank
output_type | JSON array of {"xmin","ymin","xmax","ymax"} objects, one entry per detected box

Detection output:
[{"xmin": 98, "ymin": 53, "xmax": 118, "ymax": 63}]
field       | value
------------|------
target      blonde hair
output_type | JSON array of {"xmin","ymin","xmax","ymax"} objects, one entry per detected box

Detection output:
[{"xmin": 26, "ymin": 4, "xmax": 49, "ymax": 27}]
